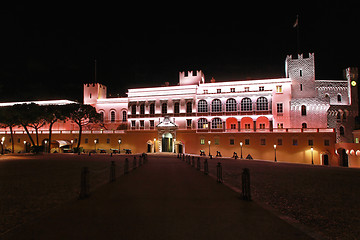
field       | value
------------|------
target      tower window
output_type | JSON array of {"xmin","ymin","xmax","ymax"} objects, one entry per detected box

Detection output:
[
  {"xmin": 337, "ymin": 94, "xmax": 342, "ymax": 103},
  {"xmin": 300, "ymin": 69, "xmax": 303, "ymax": 77},
  {"xmin": 301, "ymin": 105, "xmax": 307, "ymax": 116},
  {"xmin": 300, "ymin": 84, "xmax": 303, "ymax": 91}
]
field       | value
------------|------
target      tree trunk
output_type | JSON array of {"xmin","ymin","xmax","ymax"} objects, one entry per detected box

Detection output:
[
  {"xmin": 35, "ymin": 127, "xmax": 39, "ymax": 146},
  {"xmin": 10, "ymin": 126, "xmax": 14, "ymax": 153},
  {"xmin": 77, "ymin": 124, "xmax": 82, "ymax": 151},
  {"xmin": 22, "ymin": 124, "xmax": 35, "ymax": 146},
  {"xmin": 48, "ymin": 121, "xmax": 54, "ymax": 153}
]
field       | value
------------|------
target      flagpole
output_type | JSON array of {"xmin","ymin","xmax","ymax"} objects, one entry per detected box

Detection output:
[
  {"xmin": 293, "ymin": 14, "xmax": 301, "ymax": 54},
  {"xmin": 296, "ymin": 15, "xmax": 300, "ymax": 54}
]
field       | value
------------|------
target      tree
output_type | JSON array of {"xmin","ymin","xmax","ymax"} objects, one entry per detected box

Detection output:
[
  {"xmin": 66, "ymin": 104, "xmax": 101, "ymax": 151},
  {"xmin": 12, "ymin": 104, "xmax": 37, "ymax": 147},
  {"xmin": 43, "ymin": 104, "xmax": 69, "ymax": 153},
  {"xmin": 0, "ymin": 106, "xmax": 19, "ymax": 153}
]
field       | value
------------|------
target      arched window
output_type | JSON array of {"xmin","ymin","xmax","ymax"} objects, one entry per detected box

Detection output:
[
  {"xmin": 241, "ymin": 98, "xmax": 252, "ymax": 111},
  {"xmin": 110, "ymin": 110, "xmax": 116, "ymax": 123},
  {"xmin": 186, "ymin": 102, "xmax": 192, "ymax": 113},
  {"xmin": 140, "ymin": 104, "xmax": 145, "ymax": 114},
  {"xmin": 197, "ymin": 118, "xmax": 208, "ymax": 129},
  {"xmin": 302, "ymin": 122, "xmax": 307, "ymax": 128},
  {"xmin": 198, "ymin": 100, "xmax": 208, "ymax": 113},
  {"xmin": 340, "ymin": 126, "xmax": 345, "ymax": 136},
  {"xmin": 211, "ymin": 99, "xmax": 222, "ymax": 112},
  {"xmin": 122, "ymin": 111, "xmax": 127, "ymax": 122},
  {"xmin": 337, "ymin": 94, "xmax": 342, "ymax": 103},
  {"xmin": 301, "ymin": 105, "xmax": 307, "ymax": 116},
  {"xmin": 161, "ymin": 103, "xmax": 167, "ymax": 114},
  {"xmin": 174, "ymin": 102, "xmax": 180, "ymax": 114},
  {"xmin": 211, "ymin": 118, "xmax": 223, "ymax": 129},
  {"xmin": 149, "ymin": 103, "xmax": 155, "ymax": 114},
  {"xmin": 226, "ymin": 98, "xmax": 237, "ymax": 112},
  {"xmin": 256, "ymin": 97, "xmax": 268, "ymax": 111}
]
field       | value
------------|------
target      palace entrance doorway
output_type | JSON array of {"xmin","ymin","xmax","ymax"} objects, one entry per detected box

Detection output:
[{"xmin": 162, "ymin": 132, "xmax": 173, "ymax": 152}]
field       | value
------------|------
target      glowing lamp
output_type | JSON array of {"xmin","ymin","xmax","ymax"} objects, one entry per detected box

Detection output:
[{"xmin": 351, "ymin": 80, "xmax": 357, "ymax": 87}]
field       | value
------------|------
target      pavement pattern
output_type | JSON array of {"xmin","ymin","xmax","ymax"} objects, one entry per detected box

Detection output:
[{"xmin": 2, "ymin": 155, "xmax": 312, "ymax": 240}]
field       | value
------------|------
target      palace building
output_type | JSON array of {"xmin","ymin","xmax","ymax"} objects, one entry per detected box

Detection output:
[{"xmin": 1, "ymin": 53, "xmax": 359, "ymax": 166}]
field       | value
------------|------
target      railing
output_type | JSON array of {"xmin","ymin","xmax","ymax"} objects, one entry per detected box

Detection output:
[
  {"xmin": 128, "ymin": 110, "xmax": 272, "ymax": 118},
  {"xmin": 0, "ymin": 128, "xmax": 335, "ymax": 135}
]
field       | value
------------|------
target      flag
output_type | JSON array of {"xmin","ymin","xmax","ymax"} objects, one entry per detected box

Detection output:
[{"xmin": 293, "ymin": 15, "xmax": 299, "ymax": 28}]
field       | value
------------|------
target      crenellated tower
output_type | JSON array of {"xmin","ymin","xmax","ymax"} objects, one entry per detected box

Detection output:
[
  {"xmin": 285, "ymin": 53, "xmax": 316, "ymax": 98},
  {"xmin": 179, "ymin": 70, "xmax": 204, "ymax": 86},
  {"xmin": 83, "ymin": 83, "xmax": 107, "ymax": 105}
]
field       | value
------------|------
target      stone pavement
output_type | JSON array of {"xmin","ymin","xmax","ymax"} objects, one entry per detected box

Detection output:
[{"xmin": 2, "ymin": 155, "xmax": 312, "ymax": 240}]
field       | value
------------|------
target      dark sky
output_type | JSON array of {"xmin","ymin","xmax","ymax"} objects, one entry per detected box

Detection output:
[{"xmin": 1, "ymin": 3, "xmax": 359, "ymax": 102}]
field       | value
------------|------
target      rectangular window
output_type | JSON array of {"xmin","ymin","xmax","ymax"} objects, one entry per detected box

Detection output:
[
  {"xmin": 140, "ymin": 120, "xmax": 144, "ymax": 128},
  {"xmin": 245, "ymin": 124, "xmax": 251, "ymax": 129},
  {"xmin": 131, "ymin": 120, "xmax": 136, "ymax": 127},
  {"xmin": 308, "ymin": 139, "xmax": 313, "ymax": 146},
  {"xmin": 277, "ymin": 103, "xmax": 283, "ymax": 114},
  {"xmin": 260, "ymin": 138, "xmax": 266, "ymax": 145},
  {"xmin": 245, "ymin": 139, "xmax": 250, "ymax": 145},
  {"xmin": 203, "ymin": 90, "xmax": 208, "ymax": 94},
  {"xmin": 324, "ymin": 139, "xmax": 330, "ymax": 146},
  {"xmin": 229, "ymin": 139, "xmax": 234, "ymax": 145},
  {"xmin": 217, "ymin": 89, "xmax": 221, "ymax": 93},
  {"xmin": 107, "ymin": 138, "xmax": 110, "ymax": 144},
  {"xmin": 200, "ymin": 138, "xmax": 205, "ymax": 145},
  {"xmin": 230, "ymin": 88, "xmax": 235, "ymax": 92},
  {"xmin": 276, "ymin": 85, "xmax": 282, "ymax": 93},
  {"xmin": 259, "ymin": 123, "xmax": 265, "ymax": 129},
  {"xmin": 259, "ymin": 86, "xmax": 264, "ymax": 91},
  {"xmin": 277, "ymin": 138, "xmax": 283, "ymax": 146},
  {"xmin": 244, "ymin": 87, "xmax": 249, "ymax": 92},
  {"xmin": 230, "ymin": 124, "xmax": 236, "ymax": 129},
  {"xmin": 277, "ymin": 123, "xmax": 283, "ymax": 129},
  {"xmin": 214, "ymin": 138, "xmax": 220, "ymax": 145},
  {"xmin": 17, "ymin": 138, "xmax": 20, "ymax": 143},
  {"xmin": 85, "ymin": 138, "xmax": 88, "ymax": 144},
  {"xmin": 186, "ymin": 119, "xmax": 192, "ymax": 128},
  {"xmin": 292, "ymin": 139, "xmax": 298, "ymax": 146},
  {"xmin": 150, "ymin": 120, "xmax": 154, "ymax": 128}
]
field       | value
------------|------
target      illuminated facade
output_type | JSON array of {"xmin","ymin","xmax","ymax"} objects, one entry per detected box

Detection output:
[
  {"xmin": 84, "ymin": 53, "xmax": 357, "ymax": 148},
  {"xmin": 0, "ymin": 53, "xmax": 359, "ymax": 166}
]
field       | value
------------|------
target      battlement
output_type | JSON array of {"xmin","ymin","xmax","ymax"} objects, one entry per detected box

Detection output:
[
  {"xmin": 179, "ymin": 70, "xmax": 204, "ymax": 86},
  {"xmin": 286, "ymin": 52, "xmax": 314, "ymax": 60},
  {"xmin": 83, "ymin": 83, "xmax": 107, "ymax": 104}
]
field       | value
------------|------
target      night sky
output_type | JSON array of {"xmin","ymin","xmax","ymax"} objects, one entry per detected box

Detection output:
[{"xmin": 1, "ymin": 3, "xmax": 359, "ymax": 102}]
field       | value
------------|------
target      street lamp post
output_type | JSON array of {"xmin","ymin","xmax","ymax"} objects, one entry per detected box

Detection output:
[
  {"xmin": 23, "ymin": 141, "xmax": 27, "ymax": 153},
  {"xmin": 208, "ymin": 140, "xmax": 211, "ymax": 156},
  {"xmin": 154, "ymin": 138, "xmax": 156, "ymax": 153},
  {"xmin": 1, "ymin": 137, "xmax": 4, "ymax": 155},
  {"xmin": 274, "ymin": 144, "xmax": 277, "ymax": 162},
  {"xmin": 311, "ymin": 147, "xmax": 314, "ymax": 165},
  {"xmin": 71, "ymin": 140, "xmax": 74, "ymax": 152},
  {"xmin": 44, "ymin": 140, "xmax": 47, "ymax": 153},
  {"xmin": 118, "ymin": 139, "xmax": 121, "ymax": 154},
  {"xmin": 240, "ymin": 142, "xmax": 243, "ymax": 159},
  {"xmin": 94, "ymin": 139, "xmax": 97, "ymax": 153}
]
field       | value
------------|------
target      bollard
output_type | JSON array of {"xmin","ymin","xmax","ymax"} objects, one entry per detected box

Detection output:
[
  {"xmin": 182, "ymin": 154, "xmax": 185, "ymax": 161},
  {"xmin": 204, "ymin": 158, "xmax": 209, "ymax": 175},
  {"xmin": 196, "ymin": 157, "xmax": 200, "ymax": 170},
  {"xmin": 124, "ymin": 158, "xmax": 129, "ymax": 175},
  {"xmin": 79, "ymin": 167, "xmax": 90, "ymax": 199},
  {"xmin": 191, "ymin": 156, "xmax": 195, "ymax": 167},
  {"xmin": 242, "ymin": 168, "xmax": 251, "ymax": 201},
  {"xmin": 110, "ymin": 161, "xmax": 116, "ymax": 183},
  {"xmin": 216, "ymin": 162, "xmax": 223, "ymax": 183},
  {"xmin": 133, "ymin": 156, "xmax": 137, "ymax": 170}
]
